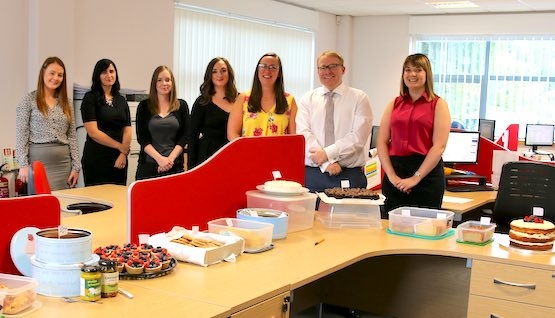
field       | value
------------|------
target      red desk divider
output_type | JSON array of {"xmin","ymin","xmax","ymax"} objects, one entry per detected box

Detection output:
[
  {"xmin": 495, "ymin": 124, "xmax": 519, "ymax": 151},
  {"xmin": 127, "ymin": 135, "xmax": 306, "ymax": 244},
  {"xmin": 455, "ymin": 136, "xmax": 509, "ymax": 183},
  {"xmin": 0, "ymin": 195, "xmax": 61, "ymax": 275}
]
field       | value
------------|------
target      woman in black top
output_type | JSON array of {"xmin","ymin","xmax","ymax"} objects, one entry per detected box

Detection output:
[
  {"xmin": 135, "ymin": 65, "xmax": 189, "ymax": 180},
  {"xmin": 81, "ymin": 59, "xmax": 131, "ymax": 186},
  {"xmin": 188, "ymin": 57, "xmax": 237, "ymax": 168}
]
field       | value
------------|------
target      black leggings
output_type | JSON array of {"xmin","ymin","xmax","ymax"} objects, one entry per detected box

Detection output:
[{"xmin": 382, "ymin": 155, "xmax": 445, "ymax": 215}]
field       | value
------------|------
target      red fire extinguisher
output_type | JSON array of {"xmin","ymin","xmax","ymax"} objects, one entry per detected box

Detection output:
[{"xmin": 0, "ymin": 163, "xmax": 9, "ymax": 198}]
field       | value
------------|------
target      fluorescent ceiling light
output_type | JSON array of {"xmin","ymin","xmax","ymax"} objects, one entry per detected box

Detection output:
[{"xmin": 425, "ymin": 1, "xmax": 479, "ymax": 9}]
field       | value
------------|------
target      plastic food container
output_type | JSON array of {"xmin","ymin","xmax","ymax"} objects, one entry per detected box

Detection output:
[
  {"xmin": 316, "ymin": 192, "xmax": 384, "ymax": 229},
  {"xmin": 208, "ymin": 218, "xmax": 273, "ymax": 253},
  {"xmin": 0, "ymin": 273, "xmax": 38, "ymax": 315},
  {"xmin": 388, "ymin": 207, "xmax": 454, "ymax": 236},
  {"xmin": 456, "ymin": 221, "xmax": 496, "ymax": 243},
  {"xmin": 246, "ymin": 190, "xmax": 317, "ymax": 233},
  {"xmin": 317, "ymin": 209, "xmax": 382, "ymax": 229},
  {"xmin": 236, "ymin": 208, "xmax": 288, "ymax": 239}
]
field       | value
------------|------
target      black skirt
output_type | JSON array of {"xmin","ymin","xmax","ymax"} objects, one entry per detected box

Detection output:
[{"xmin": 382, "ymin": 155, "xmax": 445, "ymax": 214}]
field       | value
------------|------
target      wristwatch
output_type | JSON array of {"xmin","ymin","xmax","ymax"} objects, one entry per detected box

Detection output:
[{"xmin": 414, "ymin": 171, "xmax": 422, "ymax": 179}]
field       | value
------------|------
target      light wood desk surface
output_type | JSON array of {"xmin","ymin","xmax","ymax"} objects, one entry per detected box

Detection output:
[
  {"xmin": 442, "ymin": 189, "xmax": 497, "ymax": 213},
  {"xmin": 32, "ymin": 185, "xmax": 553, "ymax": 318}
]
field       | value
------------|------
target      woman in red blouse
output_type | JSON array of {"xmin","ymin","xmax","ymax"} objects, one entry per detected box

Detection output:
[{"xmin": 377, "ymin": 54, "xmax": 451, "ymax": 213}]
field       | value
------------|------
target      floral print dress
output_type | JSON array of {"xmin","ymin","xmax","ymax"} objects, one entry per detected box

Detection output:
[{"xmin": 241, "ymin": 92, "xmax": 294, "ymax": 137}]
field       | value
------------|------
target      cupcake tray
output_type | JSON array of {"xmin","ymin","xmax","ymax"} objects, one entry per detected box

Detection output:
[{"xmin": 119, "ymin": 258, "xmax": 177, "ymax": 280}]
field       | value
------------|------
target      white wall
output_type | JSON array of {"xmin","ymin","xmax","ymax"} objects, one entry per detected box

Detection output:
[
  {"xmin": 1, "ymin": 0, "xmax": 28, "ymax": 149},
  {"xmin": 350, "ymin": 15, "xmax": 410, "ymax": 125}
]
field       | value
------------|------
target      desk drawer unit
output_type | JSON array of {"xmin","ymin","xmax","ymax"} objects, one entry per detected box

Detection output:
[
  {"xmin": 470, "ymin": 260, "xmax": 555, "ymax": 308},
  {"xmin": 468, "ymin": 295, "xmax": 555, "ymax": 318}
]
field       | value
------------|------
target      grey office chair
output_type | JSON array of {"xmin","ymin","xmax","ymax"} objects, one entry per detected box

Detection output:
[{"xmin": 492, "ymin": 161, "xmax": 555, "ymax": 233}]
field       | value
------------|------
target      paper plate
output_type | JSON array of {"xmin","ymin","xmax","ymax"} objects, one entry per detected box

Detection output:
[{"xmin": 10, "ymin": 227, "xmax": 40, "ymax": 276}]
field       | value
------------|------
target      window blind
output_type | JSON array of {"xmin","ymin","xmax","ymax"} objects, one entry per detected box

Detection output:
[{"xmin": 174, "ymin": 5, "xmax": 314, "ymax": 107}]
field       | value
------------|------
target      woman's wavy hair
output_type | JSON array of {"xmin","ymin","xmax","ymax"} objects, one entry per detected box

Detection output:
[{"xmin": 199, "ymin": 57, "xmax": 238, "ymax": 105}]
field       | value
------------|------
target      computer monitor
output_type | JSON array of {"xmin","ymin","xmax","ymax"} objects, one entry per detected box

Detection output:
[
  {"xmin": 442, "ymin": 131, "xmax": 480, "ymax": 165},
  {"xmin": 478, "ymin": 119, "xmax": 495, "ymax": 141},
  {"xmin": 370, "ymin": 125, "xmax": 380, "ymax": 149},
  {"xmin": 525, "ymin": 124, "xmax": 554, "ymax": 152}
]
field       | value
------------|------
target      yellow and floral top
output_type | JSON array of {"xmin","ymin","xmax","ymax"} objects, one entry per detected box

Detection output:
[{"xmin": 241, "ymin": 92, "xmax": 294, "ymax": 137}]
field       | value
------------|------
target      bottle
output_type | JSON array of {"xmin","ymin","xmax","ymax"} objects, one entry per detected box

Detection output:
[
  {"xmin": 99, "ymin": 259, "xmax": 119, "ymax": 298},
  {"xmin": 80, "ymin": 265, "xmax": 101, "ymax": 302}
]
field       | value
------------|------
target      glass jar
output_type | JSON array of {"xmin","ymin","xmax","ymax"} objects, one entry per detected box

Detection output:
[
  {"xmin": 99, "ymin": 259, "xmax": 119, "ymax": 298},
  {"xmin": 80, "ymin": 265, "xmax": 101, "ymax": 302}
]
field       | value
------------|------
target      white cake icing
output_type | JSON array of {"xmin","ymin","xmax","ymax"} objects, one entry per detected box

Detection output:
[
  {"xmin": 264, "ymin": 180, "xmax": 302, "ymax": 192},
  {"xmin": 510, "ymin": 219, "xmax": 555, "ymax": 230}
]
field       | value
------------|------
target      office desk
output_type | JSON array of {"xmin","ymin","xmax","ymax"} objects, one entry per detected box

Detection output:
[{"xmin": 32, "ymin": 185, "xmax": 554, "ymax": 318}]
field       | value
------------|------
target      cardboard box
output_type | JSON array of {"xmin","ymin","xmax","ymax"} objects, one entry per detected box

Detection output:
[{"xmin": 148, "ymin": 228, "xmax": 244, "ymax": 267}]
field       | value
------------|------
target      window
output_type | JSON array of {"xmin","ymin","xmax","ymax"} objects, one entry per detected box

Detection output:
[
  {"xmin": 413, "ymin": 36, "xmax": 555, "ymax": 140},
  {"xmin": 173, "ymin": 5, "xmax": 314, "ymax": 106}
]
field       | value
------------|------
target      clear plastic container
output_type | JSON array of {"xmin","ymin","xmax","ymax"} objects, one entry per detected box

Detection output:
[
  {"xmin": 388, "ymin": 207, "xmax": 454, "ymax": 236},
  {"xmin": 456, "ymin": 221, "xmax": 496, "ymax": 243},
  {"xmin": 246, "ymin": 190, "xmax": 316, "ymax": 232},
  {"xmin": 317, "ymin": 209, "xmax": 382, "ymax": 229},
  {"xmin": 0, "ymin": 273, "xmax": 38, "ymax": 315},
  {"xmin": 316, "ymin": 192, "xmax": 383, "ymax": 229},
  {"xmin": 208, "ymin": 218, "xmax": 273, "ymax": 253}
]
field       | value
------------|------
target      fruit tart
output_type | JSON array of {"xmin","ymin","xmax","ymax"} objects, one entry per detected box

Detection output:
[
  {"xmin": 116, "ymin": 257, "xmax": 126, "ymax": 272},
  {"xmin": 150, "ymin": 246, "xmax": 167, "ymax": 256},
  {"xmin": 124, "ymin": 258, "xmax": 145, "ymax": 275},
  {"xmin": 157, "ymin": 252, "xmax": 172, "ymax": 270},
  {"xmin": 144, "ymin": 259, "xmax": 162, "ymax": 274}
]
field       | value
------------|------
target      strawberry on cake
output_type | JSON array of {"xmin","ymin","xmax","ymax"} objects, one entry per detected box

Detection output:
[{"xmin": 509, "ymin": 215, "xmax": 555, "ymax": 251}]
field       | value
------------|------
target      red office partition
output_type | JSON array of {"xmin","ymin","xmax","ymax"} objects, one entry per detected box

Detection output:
[
  {"xmin": 127, "ymin": 135, "xmax": 306, "ymax": 243},
  {"xmin": 0, "ymin": 195, "xmax": 60, "ymax": 275},
  {"xmin": 495, "ymin": 124, "xmax": 519, "ymax": 151}
]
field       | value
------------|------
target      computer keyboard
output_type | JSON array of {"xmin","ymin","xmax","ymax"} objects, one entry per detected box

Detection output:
[{"xmin": 446, "ymin": 184, "xmax": 494, "ymax": 192}]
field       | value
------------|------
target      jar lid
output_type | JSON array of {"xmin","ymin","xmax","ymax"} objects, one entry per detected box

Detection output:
[
  {"xmin": 98, "ymin": 259, "xmax": 116, "ymax": 267},
  {"xmin": 82, "ymin": 265, "xmax": 100, "ymax": 272}
]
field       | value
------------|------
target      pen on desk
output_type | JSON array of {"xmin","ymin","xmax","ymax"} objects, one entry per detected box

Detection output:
[
  {"xmin": 314, "ymin": 238, "xmax": 325, "ymax": 246},
  {"xmin": 119, "ymin": 288, "xmax": 134, "ymax": 299}
]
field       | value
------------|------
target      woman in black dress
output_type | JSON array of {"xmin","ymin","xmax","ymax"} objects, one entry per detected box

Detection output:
[
  {"xmin": 135, "ymin": 66, "xmax": 189, "ymax": 180},
  {"xmin": 81, "ymin": 59, "xmax": 131, "ymax": 186},
  {"xmin": 188, "ymin": 57, "xmax": 238, "ymax": 168}
]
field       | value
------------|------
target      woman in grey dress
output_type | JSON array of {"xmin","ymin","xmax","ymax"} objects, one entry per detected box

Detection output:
[{"xmin": 16, "ymin": 56, "xmax": 80, "ymax": 190}]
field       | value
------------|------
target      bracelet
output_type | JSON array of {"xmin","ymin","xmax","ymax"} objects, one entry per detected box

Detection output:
[{"xmin": 414, "ymin": 171, "xmax": 422, "ymax": 179}]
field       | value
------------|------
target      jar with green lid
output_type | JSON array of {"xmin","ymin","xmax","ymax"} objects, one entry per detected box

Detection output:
[
  {"xmin": 80, "ymin": 265, "xmax": 101, "ymax": 302},
  {"xmin": 99, "ymin": 259, "xmax": 119, "ymax": 298}
]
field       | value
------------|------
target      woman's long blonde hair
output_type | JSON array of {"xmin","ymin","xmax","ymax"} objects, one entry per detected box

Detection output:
[
  {"xmin": 36, "ymin": 56, "xmax": 71, "ymax": 120},
  {"xmin": 148, "ymin": 65, "xmax": 180, "ymax": 114}
]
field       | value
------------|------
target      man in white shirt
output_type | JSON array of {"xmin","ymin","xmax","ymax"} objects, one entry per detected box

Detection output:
[{"xmin": 296, "ymin": 50, "xmax": 374, "ymax": 192}]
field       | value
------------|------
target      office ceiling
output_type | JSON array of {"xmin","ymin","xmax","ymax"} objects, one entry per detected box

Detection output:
[{"xmin": 273, "ymin": 0, "xmax": 555, "ymax": 16}]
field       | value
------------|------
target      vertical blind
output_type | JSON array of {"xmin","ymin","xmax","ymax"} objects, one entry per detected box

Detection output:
[
  {"xmin": 414, "ymin": 35, "xmax": 555, "ymax": 139},
  {"xmin": 173, "ymin": 5, "xmax": 315, "ymax": 106}
]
